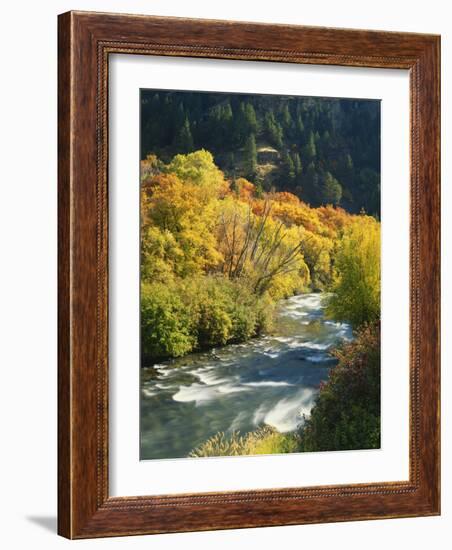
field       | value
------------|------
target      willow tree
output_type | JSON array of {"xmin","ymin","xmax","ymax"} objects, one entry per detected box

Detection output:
[{"xmin": 217, "ymin": 201, "xmax": 309, "ymax": 297}]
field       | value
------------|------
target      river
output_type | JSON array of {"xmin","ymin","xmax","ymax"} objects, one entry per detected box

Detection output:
[{"xmin": 140, "ymin": 293, "xmax": 352, "ymax": 460}]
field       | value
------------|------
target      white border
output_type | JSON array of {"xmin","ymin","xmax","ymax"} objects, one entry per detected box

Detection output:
[{"xmin": 109, "ymin": 55, "xmax": 410, "ymax": 497}]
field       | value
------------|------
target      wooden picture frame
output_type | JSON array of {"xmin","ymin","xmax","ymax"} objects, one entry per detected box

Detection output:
[{"xmin": 58, "ymin": 10, "xmax": 440, "ymax": 539}]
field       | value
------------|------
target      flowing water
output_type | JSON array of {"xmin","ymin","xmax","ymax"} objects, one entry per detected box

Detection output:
[{"xmin": 140, "ymin": 293, "xmax": 352, "ymax": 460}]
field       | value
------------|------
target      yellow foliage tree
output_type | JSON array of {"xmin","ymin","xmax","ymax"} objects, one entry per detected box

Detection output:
[
  {"xmin": 141, "ymin": 172, "xmax": 222, "ymax": 278},
  {"xmin": 326, "ymin": 216, "xmax": 380, "ymax": 327},
  {"xmin": 139, "ymin": 148, "xmax": 381, "ymax": 359},
  {"xmin": 167, "ymin": 149, "xmax": 229, "ymax": 199}
]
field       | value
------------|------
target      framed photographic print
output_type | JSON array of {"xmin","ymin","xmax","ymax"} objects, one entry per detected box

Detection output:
[{"xmin": 58, "ymin": 11, "xmax": 440, "ymax": 538}]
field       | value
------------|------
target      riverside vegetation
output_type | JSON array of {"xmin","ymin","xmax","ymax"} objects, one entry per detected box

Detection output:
[{"xmin": 140, "ymin": 91, "xmax": 381, "ymax": 457}]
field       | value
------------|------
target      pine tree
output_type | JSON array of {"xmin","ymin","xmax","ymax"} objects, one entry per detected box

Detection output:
[
  {"xmin": 244, "ymin": 133, "xmax": 257, "ymax": 179},
  {"xmin": 281, "ymin": 151, "xmax": 295, "ymax": 184},
  {"xmin": 281, "ymin": 103, "xmax": 292, "ymax": 129},
  {"xmin": 140, "ymin": 90, "xmax": 381, "ymax": 216},
  {"xmin": 296, "ymin": 115, "xmax": 305, "ymax": 134},
  {"xmin": 303, "ymin": 131, "xmax": 317, "ymax": 160},
  {"xmin": 175, "ymin": 118, "xmax": 194, "ymax": 152},
  {"xmin": 302, "ymin": 162, "xmax": 318, "ymax": 204},
  {"xmin": 174, "ymin": 101, "xmax": 185, "ymax": 129},
  {"xmin": 264, "ymin": 111, "xmax": 283, "ymax": 149},
  {"xmin": 223, "ymin": 101, "xmax": 233, "ymax": 123},
  {"xmin": 292, "ymin": 152, "xmax": 302, "ymax": 177},
  {"xmin": 244, "ymin": 103, "xmax": 258, "ymax": 134},
  {"xmin": 228, "ymin": 151, "xmax": 236, "ymax": 179},
  {"xmin": 234, "ymin": 102, "xmax": 254, "ymax": 147},
  {"xmin": 320, "ymin": 172, "xmax": 342, "ymax": 205}
]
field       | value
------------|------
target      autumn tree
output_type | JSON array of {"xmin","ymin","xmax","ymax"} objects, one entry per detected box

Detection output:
[
  {"xmin": 139, "ymin": 147, "xmax": 380, "ymax": 362},
  {"xmin": 141, "ymin": 171, "xmax": 222, "ymax": 278},
  {"xmin": 326, "ymin": 217, "xmax": 380, "ymax": 327},
  {"xmin": 140, "ymin": 91, "xmax": 381, "ymax": 215},
  {"xmin": 217, "ymin": 201, "xmax": 309, "ymax": 297},
  {"xmin": 167, "ymin": 149, "xmax": 228, "ymax": 198}
]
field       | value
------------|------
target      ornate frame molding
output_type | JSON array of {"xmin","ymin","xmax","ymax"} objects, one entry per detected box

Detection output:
[{"xmin": 58, "ymin": 11, "xmax": 440, "ymax": 538}]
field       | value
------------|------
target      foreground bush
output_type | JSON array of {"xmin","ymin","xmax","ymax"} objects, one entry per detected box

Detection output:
[
  {"xmin": 189, "ymin": 426, "xmax": 300, "ymax": 458},
  {"xmin": 141, "ymin": 282, "xmax": 196, "ymax": 359},
  {"xmin": 298, "ymin": 322, "xmax": 380, "ymax": 452},
  {"xmin": 141, "ymin": 276, "xmax": 274, "ymax": 362}
]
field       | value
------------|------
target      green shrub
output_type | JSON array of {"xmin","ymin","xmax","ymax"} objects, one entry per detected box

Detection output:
[
  {"xmin": 197, "ymin": 301, "xmax": 233, "ymax": 347},
  {"xmin": 298, "ymin": 322, "xmax": 380, "ymax": 452},
  {"xmin": 141, "ymin": 282, "xmax": 196, "ymax": 360},
  {"xmin": 229, "ymin": 302, "xmax": 258, "ymax": 342},
  {"xmin": 254, "ymin": 294, "xmax": 275, "ymax": 334},
  {"xmin": 141, "ymin": 275, "xmax": 274, "ymax": 362}
]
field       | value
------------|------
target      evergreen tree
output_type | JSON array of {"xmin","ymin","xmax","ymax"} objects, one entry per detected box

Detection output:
[
  {"xmin": 244, "ymin": 103, "xmax": 258, "ymax": 134},
  {"xmin": 296, "ymin": 115, "xmax": 305, "ymax": 135},
  {"xmin": 174, "ymin": 101, "xmax": 185, "ymax": 130},
  {"xmin": 302, "ymin": 162, "xmax": 318, "ymax": 204},
  {"xmin": 292, "ymin": 152, "xmax": 302, "ymax": 177},
  {"xmin": 336, "ymin": 154, "xmax": 354, "ymax": 197},
  {"xmin": 320, "ymin": 172, "xmax": 342, "ymax": 205},
  {"xmin": 222, "ymin": 102, "xmax": 234, "ymax": 146},
  {"xmin": 264, "ymin": 111, "xmax": 283, "ymax": 149},
  {"xmin": 356, "ymin": 168, "xmax": 380, "ymax": 215},
  {"xmin": 244, "ymin": 133, "xmax": 258, "ymax": 179},
  {"xmin": 281, "ymin": 151, "xmax": 295, "ymax": 184},
  {"xmin": 223, "ymin": 101, "xmax": 233, "ymax": 123},
  {"xmin": 303, "ymin": 131, "xmax": 317, "ymax": 160},
  {"xmin": 228, "ymin": 151, "xmax": 236, "ymax": 179},
  {"xmin": 233, "ymin": 102, "xmax": 252, "ymax": 147},
  {"xmin": 281, "ymin": 103, "xmax": 292, "ymax": 129},
  {"xmin": 175, "ymin": 118, "xmax": 194, "ymax": 152},
  {"xmin": 140, "ymin": 90, "xmax": 381, "ymax": 216}
]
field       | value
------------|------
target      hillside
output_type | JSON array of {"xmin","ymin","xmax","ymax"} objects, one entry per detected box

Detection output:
[{"xmin": 141, "ymin": 90, "xmax": 381, "ymax": 216}]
